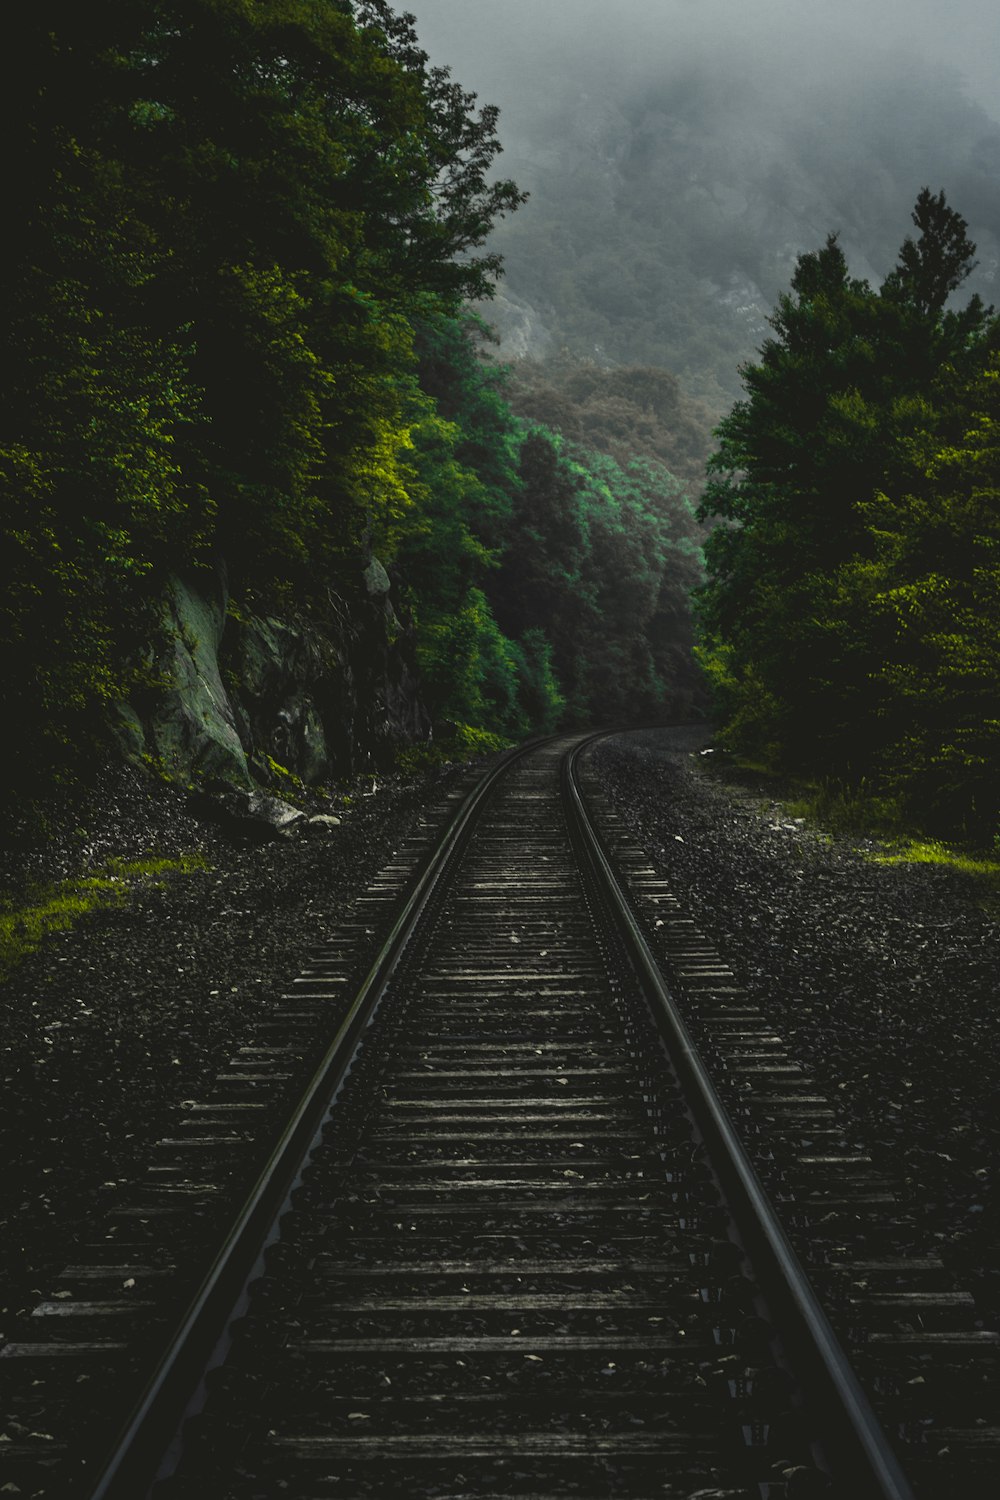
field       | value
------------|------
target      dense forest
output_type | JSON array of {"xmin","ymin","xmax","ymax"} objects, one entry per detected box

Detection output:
[
  {"xmin": 1, "ymin": 0, "xmax": 703, "ymax": 818},
  {"xmin": 698, "ymin": 190, "xmax": 1000, "ymax": 839},
  {"xmin": 5, "ymin": 3, "xmax": 998, "ymax": 850},
  {"xmin": 410, "ymin": 0, "xmax": 1000, "ymax": 846}
]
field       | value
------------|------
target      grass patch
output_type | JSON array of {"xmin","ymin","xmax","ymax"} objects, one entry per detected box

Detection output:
[
  {"xmin": 0, "ymin": 852, "xmax": 209, "ymax": 982},
  {"xmin": 869, "ymin": 839, "xmax": 1000, "ymax": 883},
  {"xmin": 700, "ymin": 754, "xmax": 906, "ymax": 836},
  {"xmin": 700, "ymin": 752, "xmax": 1000, "ymax": 895},
  {"xmin": 786, "ymin": 778, "xmax": 906, "ymax": 838},
  {"xmin": 397, "ymin": 723, "xmax": 511, "ymax": 774}
]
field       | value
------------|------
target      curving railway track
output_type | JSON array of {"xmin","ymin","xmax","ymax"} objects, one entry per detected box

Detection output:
[{"xmin": 2, "ymin": 734, "xmax": 995, "ymax": 1499}]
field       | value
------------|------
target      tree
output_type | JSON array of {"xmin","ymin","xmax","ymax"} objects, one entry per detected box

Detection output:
[
  {"xmin": 696, "ymin": 190, "xmax": 995, "ymax": 781},
  {"xmin": 835, "ymin": 351, "xmax": 1000, "ymax": 833},
  {"xmin": 0, "ymin": 1, "xmax": 526, "ymax": 797},
  {"xmin": 884, "ymin": 187, "xmax": 980, "ymax": 320},
  {"xmin": 401, "ymin": 318, "xmax": 705, "ymax": 739}
]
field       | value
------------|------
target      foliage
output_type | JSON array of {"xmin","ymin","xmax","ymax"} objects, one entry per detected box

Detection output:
[
  {"xmin": 697, "ymin": 190, "xmax": 999, "ymax": 838},
  {"xmin": 2, "ymin": 3, "xmax": 708, "ymax": 813},
  {"xmin": 1, "ymin": 1, "xmax": 523, "ymax": 797},
  {"xmin": 839, "ymin": 351, "xmax": 1000, "ymax": 834},
  {"xmin": 402, "ymin": 315, "xmax": 707, "ymax": 738},
  {"xmin": 504, "ymin": 355, "xmax": 717, "ymax": 496},
  {"xmin": 416, "ymin": 586, "xmax": 524, "ymax": 737},
  {"xmin": 396, "ymin": 721, "xmax": 510, "ymax": 774},
  {"xmin": 786, "ymin": 779, "xmax": 906, "ymax": 839}
]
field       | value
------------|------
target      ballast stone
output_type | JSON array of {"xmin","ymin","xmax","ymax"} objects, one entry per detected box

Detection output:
[
  {"xmin": 246, "ymin": 791, "xmax": 306, "ymax": 836},
  {"xmin": 189, "ymin": 784, "xmax": 307, "ymax": 840}
]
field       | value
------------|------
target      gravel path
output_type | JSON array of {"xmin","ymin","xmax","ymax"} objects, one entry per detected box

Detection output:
[
  {"xmin": 0, "ymin": 760, "xmax": 475, "ymax": 1321},
  {"xmin": 590, "ymin": 728, "xmax": 1000, "ymax": 1322}
]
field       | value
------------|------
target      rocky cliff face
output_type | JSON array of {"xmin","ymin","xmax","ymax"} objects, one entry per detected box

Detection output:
[{"xmin": 118, "ymin": 561, "xmax": 429, "ymax": 800}]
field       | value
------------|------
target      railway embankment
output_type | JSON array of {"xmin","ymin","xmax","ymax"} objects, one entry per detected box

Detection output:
[
  {"xmin": 594, "ymin": 728, "xmax": 1000, "ymax": 1327},
  {"xmin": 0, "ymin": 758, "xmax": 477, "ymax": 1319},
  {"xmin": 2, "ymin": 725, "xmax": 997, "ymax": 1384}
]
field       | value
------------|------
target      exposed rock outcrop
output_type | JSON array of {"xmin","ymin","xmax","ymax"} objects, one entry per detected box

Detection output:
[
  {"xmin": 145, "ymin": 574, "xmax": 250, "ymax": 785},
  {"xmin": 473, "ymin": 289, "xmax": 553, "ymax": 361},
  {"xmin": 120, "ymin": 560, "xmax": 429, "ymax": 799},
  {"xmin": 225, "ymin": 611, "xmax": 342, "ymax": 785}
]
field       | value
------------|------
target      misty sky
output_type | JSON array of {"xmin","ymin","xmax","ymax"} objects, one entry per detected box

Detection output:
[
  {"xmin": 407, "ymin": 1, "xmax": 1000, "ymax": 397},
  {"xmin": 410, "ymin": 0, "xmax": 1000, "ymax": 126}
]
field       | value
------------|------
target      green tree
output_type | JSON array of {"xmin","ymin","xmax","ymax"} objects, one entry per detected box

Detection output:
[
  {"xmin": 105, "ymin": 0, "xmax": 525, "ymax": 577},
  {"xmin": 417, "ymin": 586, "xmax": 523, "ymax": 738},
  {"xmin": 835, "ymin": 352, "xmax": 1000, "ymax": 833},
  {"xmin": 401, "ymin": 319, "xmax": 705, "ymax": 739},
  {"xmin": 1, "ymin": 1, "xmax": 526, "ymax": 799},
  {"xmin": 883, "ymin": 187, "xmax": 981, "ymax": 322},
  {"xmin": 697, "ymin": 190, "xmax": 993, "ymax": 776}
]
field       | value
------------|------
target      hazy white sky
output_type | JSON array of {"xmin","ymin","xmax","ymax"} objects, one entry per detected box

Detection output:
[{"xmin": 409, "ymin": 0, "xmax": 1000, "ymax": 123}]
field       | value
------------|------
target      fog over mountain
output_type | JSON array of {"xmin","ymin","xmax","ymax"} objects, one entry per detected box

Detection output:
[{"xmin": 410, "ymin": 1, "xmax": 1000, "ymax": 405}]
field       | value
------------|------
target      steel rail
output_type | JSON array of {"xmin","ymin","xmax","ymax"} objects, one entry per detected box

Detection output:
[
  {"xmin": 85, "ymin": 730, "xmax": 915, "ymax": 1500},
  {"xmin": 86, "ymin": 736, "xmax": 552, "ymax": 1500},
  {"xmin": 562, "ymin": 736, "xmax": 916, "ymax": 1500}
]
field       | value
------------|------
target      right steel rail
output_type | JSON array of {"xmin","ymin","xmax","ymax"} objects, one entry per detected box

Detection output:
[{"xmin": 564, "ymin": 737, "xmax": 917, "ymax": 1500}]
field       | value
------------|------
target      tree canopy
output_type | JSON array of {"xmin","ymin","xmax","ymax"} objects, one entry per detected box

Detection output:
[
  {"xmin": 697, "ymin": 189, "xmax": 999, "ymax": 836},
  {"xmin": 2, "ymin": 2, "xmax": 705, "ymax": 803}
]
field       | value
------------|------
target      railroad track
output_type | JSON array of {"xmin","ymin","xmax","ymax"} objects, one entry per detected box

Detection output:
[{"xmin": 2, "ymin": 734, "xmax": 994, "ymax": 1498}]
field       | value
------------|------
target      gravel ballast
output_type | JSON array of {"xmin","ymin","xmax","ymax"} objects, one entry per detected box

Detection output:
[
  {"xmin": 3, "ymin": 728, "xmax": 998, "ymax": 1365},
  {"xmin": 589, "ymin": 727, "xmax": 1000, "ymax": 1323},
  {"xmin": 0, "ymin": 760, "xmax": 477, "ymax": 1322}
]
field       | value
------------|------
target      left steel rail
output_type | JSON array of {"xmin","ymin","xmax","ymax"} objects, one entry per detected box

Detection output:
[{"xmin": 86, "ymin": 738, "xmax": 546, "ymax": 1500}]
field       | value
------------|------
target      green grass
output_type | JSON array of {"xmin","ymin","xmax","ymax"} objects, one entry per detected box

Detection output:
[
  {"xmin": 0, "ymin": 853, "xmax": 209, "ymax": 981},
  {"xmin": 397, "ymin": 722, "xmax": 511, "ymax": 774},
  {"xmin": 702, "ymin": 752, "xmax": 1000, "ymax": 893},
  {"xmin": 869, "ymin": 839, "xmax": 1000, "ymax": 882},
  {"xmin": 706, "ymin": 755, "xmax": 906, "ymax": 836},
  {"xmin": 786, "ymin": 778, "xmax": 906, "ymax": 838},
  {"xmin": 780, "ymin": 784, "xmax": 1000, "ymax": 884}
]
